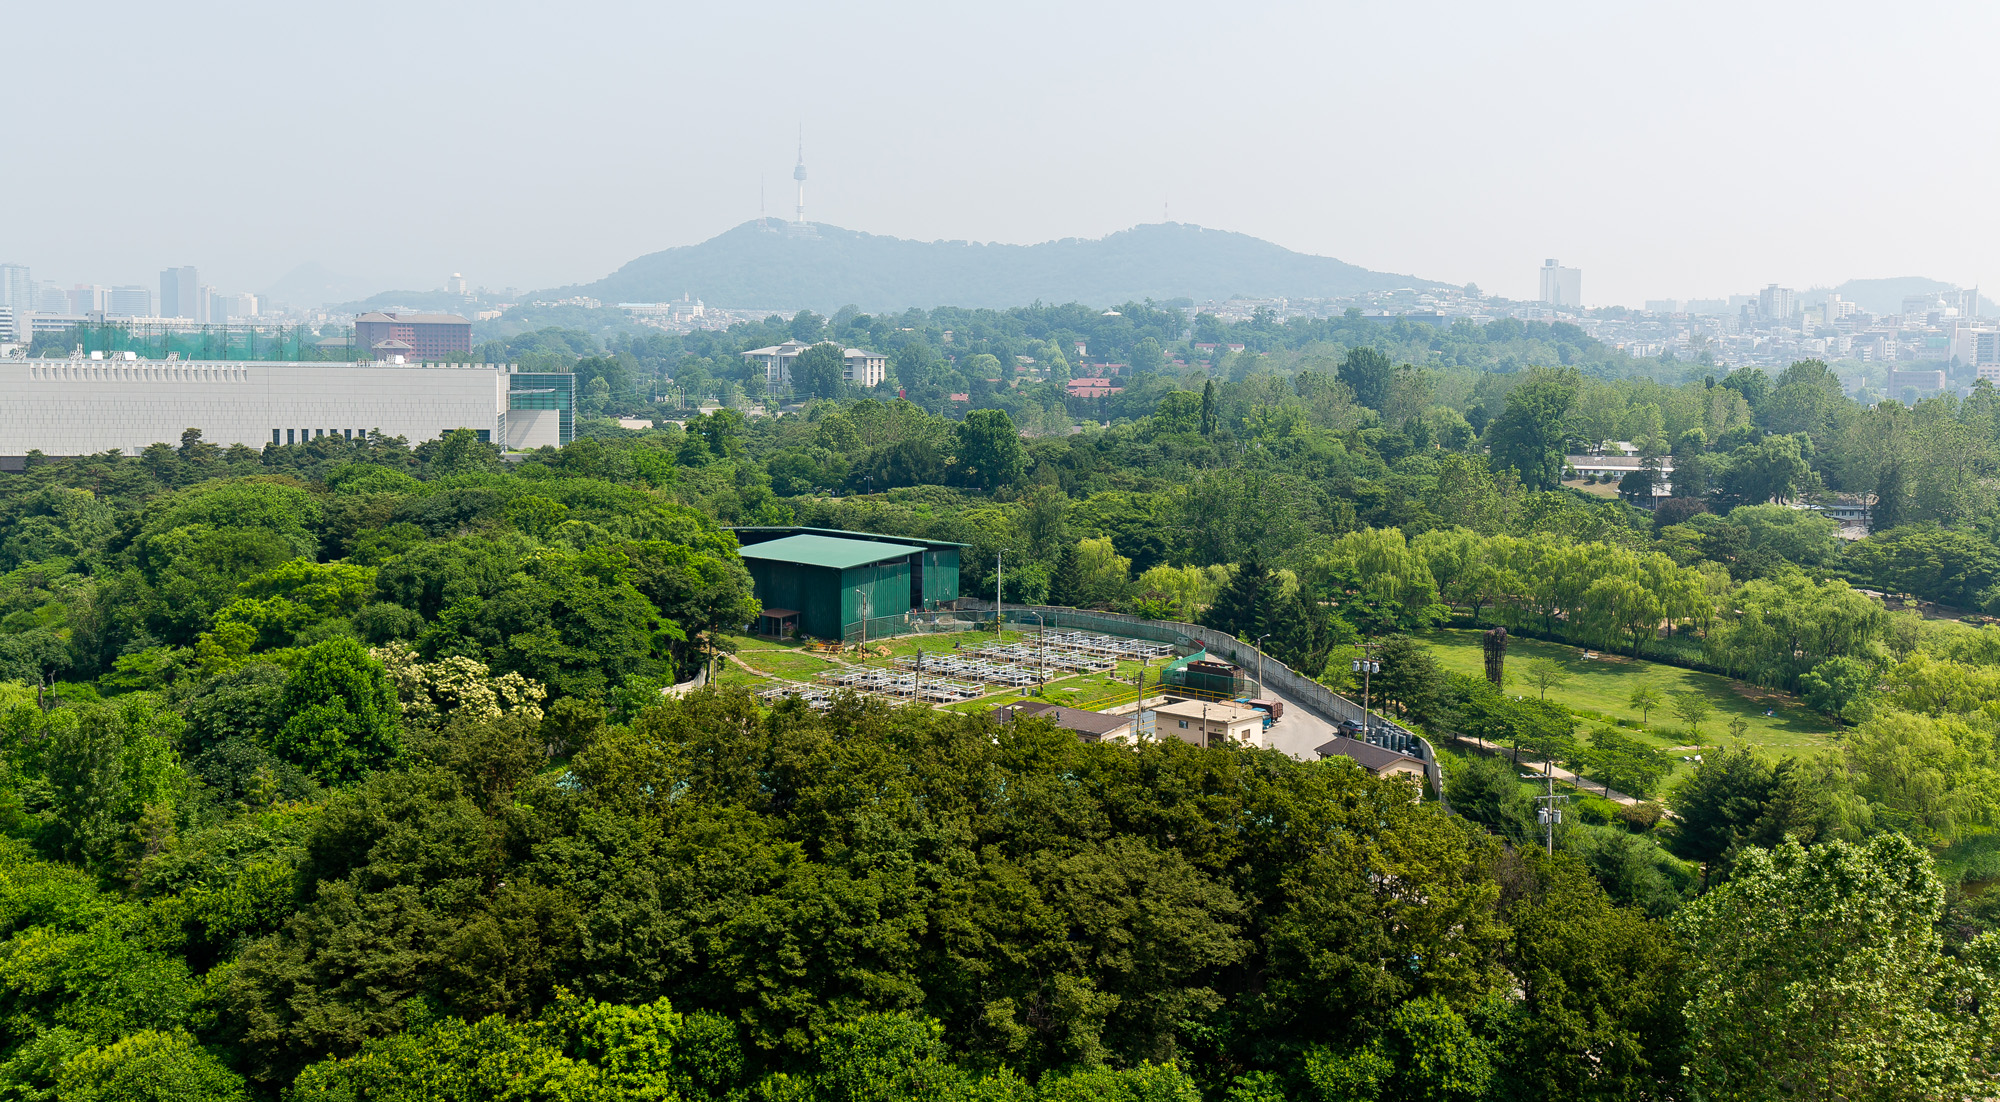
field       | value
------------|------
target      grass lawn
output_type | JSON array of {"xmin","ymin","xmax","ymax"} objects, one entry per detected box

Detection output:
[
  {"xmin": 1419, "ymin": 629, "xmax": 1835, "ymax": 769},
  {"xmin": 941, "ymin": 660, "xmax": 1161, "ymax": 714}
]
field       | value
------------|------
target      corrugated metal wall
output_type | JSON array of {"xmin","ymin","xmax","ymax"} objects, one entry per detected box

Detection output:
[
  {"xmin": 922, "ymin": 549, "xmax": 960, "ymax": 606},
  {"xmin": 838, "ymin": 560, "xmax": 915, "ymax": 638},
  {"xmin": 746, "ymin": 559, "xmax": 845, "ymax": 639}
]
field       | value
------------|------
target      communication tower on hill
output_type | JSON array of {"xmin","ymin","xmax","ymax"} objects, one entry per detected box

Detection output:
[
  {"xmin": 788, "ymin": 127, "xmax": 818, "ymax": 237},
  {"xmin": 793, "ymin": 129, "xmax": 807, "ymax": 223}
]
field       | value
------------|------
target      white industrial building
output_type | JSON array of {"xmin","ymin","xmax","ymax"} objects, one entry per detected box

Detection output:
[{"xmin": 0, "ymin": 358, "xmax": 573, "ymax": 465}]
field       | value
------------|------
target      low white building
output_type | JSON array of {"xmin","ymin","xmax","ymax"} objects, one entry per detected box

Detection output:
[
  {"xmin": 0, "ymin": 358, "xmax": 573, "ymax": 466},
  {"xmin": 1151, "ymin": 698, "xmax": 1267, "ymax": 749},
  {"xmin": 742, "ymin": 340, "xmax": 886, "ymax": 389}
]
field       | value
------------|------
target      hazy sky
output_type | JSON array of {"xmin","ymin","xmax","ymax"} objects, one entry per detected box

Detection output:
[{"xmin": 8, "ymin": 0, "xmax": 1999, "ymax": 308}]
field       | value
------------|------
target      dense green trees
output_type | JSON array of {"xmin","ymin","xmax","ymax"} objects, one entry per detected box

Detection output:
[
  {"xmin": 14, "ymin": 663, "xmax": 1934, "ymax": 1099},
  {"xmin": 954, "ymin": 410, "xmax": 1027, "ymax": 492},
  {"xmin": 1675, "ymin": 834, "xmax": 1996, "ymax": 1099},
  {"xmin": 273, "ymin": 639, "xmax": 402, "ymax": 784},
  {"xmin": 1487, "ymin": 368, "xmax": 1579, "ymax": 491},
  {"xmin": 791, "ymin": 342, "xmax": 847, "ymax": 400},
  {"xmin": 11, "ymin": 305, "xmax": 2000, "ymax": 1095}
]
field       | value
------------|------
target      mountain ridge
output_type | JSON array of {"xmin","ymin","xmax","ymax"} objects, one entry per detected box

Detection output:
[{"xmin": 551, "ymin": 221, "xmax": 1449, "ymax": 313}]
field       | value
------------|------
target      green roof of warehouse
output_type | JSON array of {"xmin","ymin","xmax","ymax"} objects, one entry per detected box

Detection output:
[{"xmin": 736, "ymin": 533, "xmax": 929, "ymax": 570}]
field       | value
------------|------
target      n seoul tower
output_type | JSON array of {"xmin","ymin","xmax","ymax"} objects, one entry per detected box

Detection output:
[{"xmin": 792, "ymin": 128, "xmax": 808, "ymax": 225}]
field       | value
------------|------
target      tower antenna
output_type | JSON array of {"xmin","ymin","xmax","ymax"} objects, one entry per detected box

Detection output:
[{"xmin": 793, "ymin": 124, "xmax": 808, "ymax": 225}]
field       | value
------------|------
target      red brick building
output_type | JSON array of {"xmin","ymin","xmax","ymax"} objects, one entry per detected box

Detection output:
[{"xmin": 354, "ymin": 312, "xmax": 473, "ymax": 362}]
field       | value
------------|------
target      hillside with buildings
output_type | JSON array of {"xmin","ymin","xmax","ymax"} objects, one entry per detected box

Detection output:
[{"xmin": 558, "ymin": 220, "xmax": 1449, "ymax": 312}]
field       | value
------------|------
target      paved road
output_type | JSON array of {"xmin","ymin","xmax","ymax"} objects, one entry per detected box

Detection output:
[{"xmin": 1258, "ymin": 685, "xmax": 1338, "ymax": 760}]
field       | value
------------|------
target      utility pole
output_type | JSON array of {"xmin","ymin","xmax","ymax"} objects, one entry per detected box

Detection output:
[
  {"xmin": 1525, "ymin": 765, "xmax": 1569, "ymax": 856},
  {"xmin": 995, "ymin": 549, "xmax": 1004, "ymax": 636},
  {"xmin": 1252, "ymin": 632, "xmax": 1272, "ymax": 697}
]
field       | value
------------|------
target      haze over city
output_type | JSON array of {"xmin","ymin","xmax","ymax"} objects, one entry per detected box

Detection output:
[{"xmin": 8, "ymin": 0, "xmax": 2000, "ymax": 307}]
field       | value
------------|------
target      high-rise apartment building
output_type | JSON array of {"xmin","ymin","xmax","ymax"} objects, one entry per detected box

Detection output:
[
  {"xmin": 159, "ymin": 266, "xmax": 198, "ymax": 319},
  {"xmin": 32, "ymin": 283, "xmax": 68, "ymax": 314},
  {"xmin": 109, "ymin": 286, "xmax": 152, "ymax": 316},
  {"xmin": 1538, "ymin": 259, "xmax": 1582, "ymax": 308},
  {"xmin": 1758, "ymin": 284, "xmax": 1795, "ymax": 321}
]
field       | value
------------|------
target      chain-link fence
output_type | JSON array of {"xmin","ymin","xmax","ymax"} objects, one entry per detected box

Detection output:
[{"xmin": 839, "ymin": 612, "xmax": 915, "ymax": 644}]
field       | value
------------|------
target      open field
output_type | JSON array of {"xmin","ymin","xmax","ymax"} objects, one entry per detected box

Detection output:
[{"xmin": 1419, "ymin": 629, "xmax": 1835, "ymax": 767}]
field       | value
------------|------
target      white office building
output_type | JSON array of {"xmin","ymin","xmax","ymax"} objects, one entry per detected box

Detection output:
[
  {"xmin": 0, "ymin": 359, "xmax": 574, "ymax": 466},
  {"xmin": 1539, "ymin": 259, "xmax": 1582, "ymax": 308},
  {"xmin": 742, "ymin": 340, "xmax": 887, "ymax": 389}
]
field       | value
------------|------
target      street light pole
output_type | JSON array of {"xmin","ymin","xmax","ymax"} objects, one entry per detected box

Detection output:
[
  {"xmin": 1252, "ymin": 632, "xmax": 1273, "ymax": 697},
  {"xmin": 1351, "ymin": 644, "xmax": 1382, "ymax": 745}
]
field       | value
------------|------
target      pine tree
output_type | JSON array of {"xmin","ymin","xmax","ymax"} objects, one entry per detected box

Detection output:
[
  {"xmin": 1048, "ymin": 542, "xmax": 1084, "ymax": 608},
  {"xmin": 1200, "ymin": 560, "xmax": 1281, "ymax": 641},
  {"xmin": 1872, "ymin": 459, "xmax": 1905, "ymax": 532}
]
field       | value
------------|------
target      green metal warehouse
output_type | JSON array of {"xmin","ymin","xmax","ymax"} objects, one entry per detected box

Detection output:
[{"xmin": 730, "ymin": 528, "xmax": 964, "ymax": 641}]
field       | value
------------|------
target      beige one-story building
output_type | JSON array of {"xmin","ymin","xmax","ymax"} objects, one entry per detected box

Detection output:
[{"xmin": 1153, "ymin": 698, "xmax": 1265, "ymax": 748}]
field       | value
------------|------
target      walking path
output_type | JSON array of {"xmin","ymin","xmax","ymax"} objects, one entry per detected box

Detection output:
[{"xmin": 1447, "ymin": 734, "xmax": 1647, "ymax": 806}]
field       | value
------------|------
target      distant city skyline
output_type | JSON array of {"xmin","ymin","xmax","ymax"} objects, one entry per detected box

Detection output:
[{"xmin": 7, "ymin": 1, "xmax": 2000, "ymax": 307}]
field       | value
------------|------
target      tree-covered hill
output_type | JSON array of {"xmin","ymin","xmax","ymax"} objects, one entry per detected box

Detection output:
[{"xmin": 559, "ymin": 221, "xmax": 1449, "ymax": 312}]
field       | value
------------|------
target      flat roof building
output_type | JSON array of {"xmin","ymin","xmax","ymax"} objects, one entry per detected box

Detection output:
[
  {"xmin": 0, "ymin": 359, "xmax": 573, "ymax": 464},
  {"xmin": 1540, "ymin": 259, "xmax": 1582, "ymax": 309},
  {"xmin": 1152, "ymin": 698, "xmax": 1266, "ymax": 749},
  {"xmin": 355, "ymin": 312, "xmax": 474, "ymax": 363}
]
